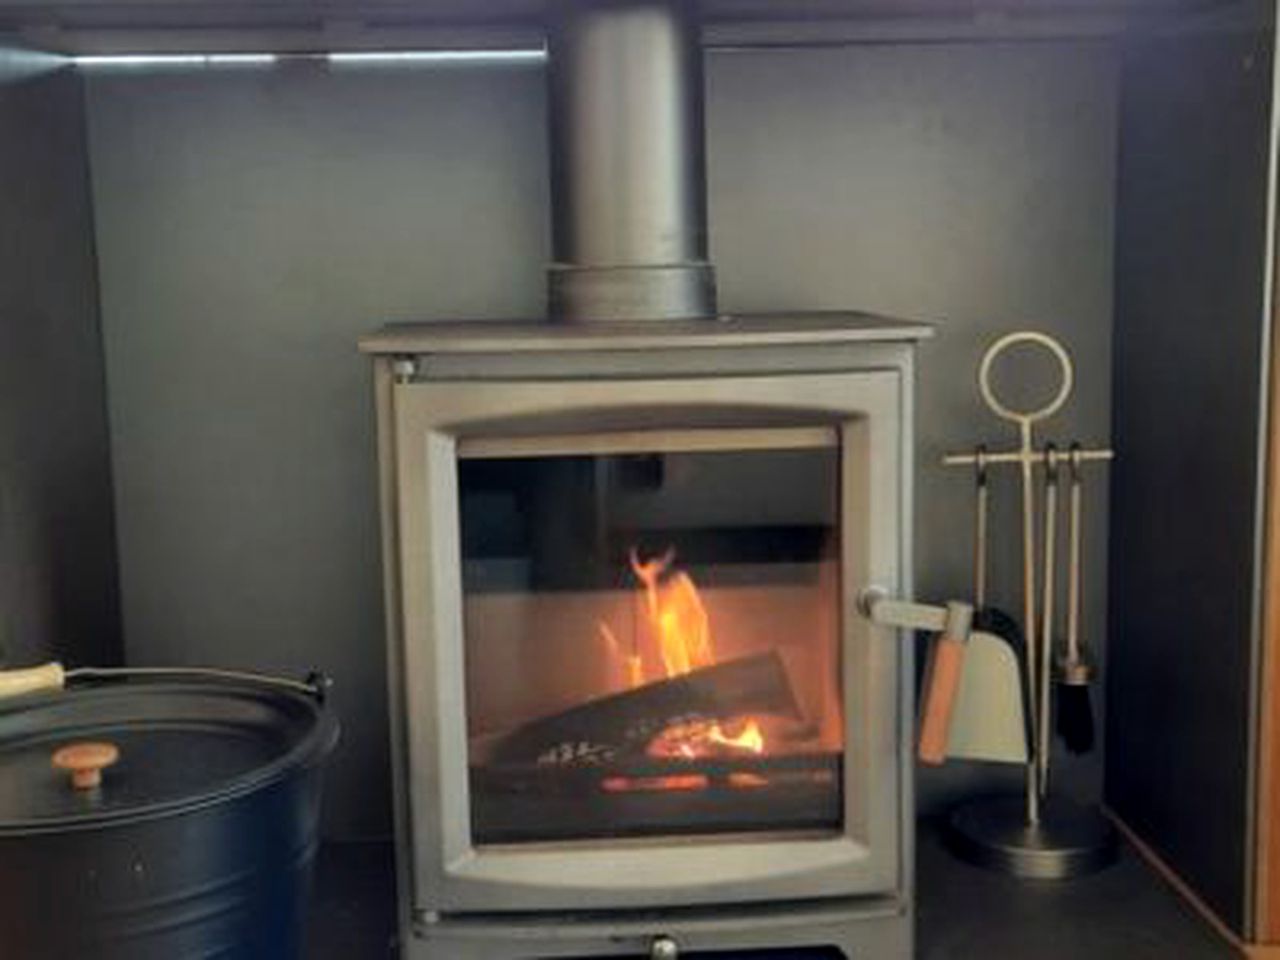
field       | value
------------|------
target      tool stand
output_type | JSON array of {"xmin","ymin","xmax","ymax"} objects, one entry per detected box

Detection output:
[{"xmin": 941, "ymin": 331, "xmax": 1117, "ymax": 879}]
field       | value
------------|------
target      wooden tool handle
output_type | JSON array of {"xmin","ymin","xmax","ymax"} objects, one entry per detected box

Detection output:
[
  {"xmin": 52, "ymin": 741, "xmax": 119, "ymax": 790},
  {"xmin": 0, "ymin": 662, "xmax": 66, "ymax": 700},
  {"xmin": 919, "ymin": 636, "xmax": 966, "ymax": 764},
  {"xmin": 918, "ymin": 602, "xmax": 972, "ymax": 765}
]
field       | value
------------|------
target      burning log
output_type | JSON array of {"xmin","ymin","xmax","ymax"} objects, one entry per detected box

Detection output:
[{"xmin": 488, "ymin": 651, "xmax": 799, "ymax": 768}]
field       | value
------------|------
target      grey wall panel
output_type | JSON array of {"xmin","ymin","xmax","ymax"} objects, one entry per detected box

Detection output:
[
  {"xmin": 85, "ymin": 43, "xmax": 1118, "ymax": 838},
  {"xmin": 708, "ymin": 42, "xmax": 1118, "ymax": 809},
  {"xmin": 0, "ymin": 56, "xmax": 121, "ymax": 670},
  {"xmin": 84, "ymin": 61, "xmax": 550, "ymax": 839},
  {"xmin": 1106, "ymin": 23, "xmax": 1274, "ymax": 934}
]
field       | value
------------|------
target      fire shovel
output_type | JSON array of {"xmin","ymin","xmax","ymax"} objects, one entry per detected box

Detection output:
[
  {"xmin": 860, "ymin": 591, "xmax": 973, "ymax": 764},
  {"xmin": 861, "ymin": 590, "xmax": 1028, "ymax": 765}
]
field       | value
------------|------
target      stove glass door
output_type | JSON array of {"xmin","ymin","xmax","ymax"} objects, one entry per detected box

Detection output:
[{"xmin": 459, "ymin": 427, "xmax": 843, "ymax": 844}]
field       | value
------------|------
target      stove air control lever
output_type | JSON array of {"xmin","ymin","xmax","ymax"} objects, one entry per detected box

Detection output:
[
  {"xmin": 858, "ymin": 587, "xmax": 975, "ymax": 766},
  {"xmin": 649, "ymin": 935, "xmax": 679, "ymax": 959}
]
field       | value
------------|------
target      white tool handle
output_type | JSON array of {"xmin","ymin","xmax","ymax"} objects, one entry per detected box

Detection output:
[
  {"xmin": 1038, "ymin": 447, "xmax": 1060, "ymax": 796},
  {"xmin": 1067, "ymin": 445, "xmax": 1083, "ymax": 665},
  {"xmin": 0, "ymin": 662, "xmax": 67, "ymax": 699},
  {"xmin": 975, "ymin": 448, "xmax": 989, "ymax": 608}
]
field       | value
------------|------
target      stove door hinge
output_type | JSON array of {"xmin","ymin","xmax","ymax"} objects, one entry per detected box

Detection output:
[
  {"xmin": 410, "ymin": 907, "xmax": 440, "ymax": 933},
  {"xmin": 391, "ymin": 356, "xmax": 420, "ymax": 384}
]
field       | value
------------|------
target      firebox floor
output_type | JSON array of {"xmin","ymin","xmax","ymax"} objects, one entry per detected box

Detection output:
[{"xmin": 306, "ymin": 818, "xmax": 1234, "ymax": 958}]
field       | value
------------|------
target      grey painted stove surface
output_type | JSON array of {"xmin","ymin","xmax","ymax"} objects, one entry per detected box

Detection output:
[
  {"xmin": 368, "ymin": 332, "xmax": 920, "ymax": 956},
  {"xmin": 359, "ymin": 312, "xmax": 933, "ymax": 355},
  {"xmin": 374, "ymin": 349, "xmax": 916, "ymax": 920},
  {"xmin": 308, "ymin": 823, "xmax": 1232, "ymax": 958}
]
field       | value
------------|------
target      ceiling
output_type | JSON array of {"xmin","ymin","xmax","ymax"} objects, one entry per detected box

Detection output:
[{"xmin": 0, "ymin": 0, "xmax": 1241, "ymax": 53}]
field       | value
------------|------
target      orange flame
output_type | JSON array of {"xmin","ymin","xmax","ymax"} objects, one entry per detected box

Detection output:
[
  {"xmin": 629, "ymin": 548, "xmax": 714, "ymax": 678},
  {"xmin": 598, "ymin": 622, "xmax": 644, "ymax": 689},
  {"xmin": 610, "ymin": 548, "xmax": 768, "ymax": 761}
]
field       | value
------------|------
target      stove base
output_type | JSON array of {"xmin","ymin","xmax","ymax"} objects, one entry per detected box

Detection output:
[{"xmin": 403, "ymin": 897, "xmax": 909, "ymax": 959}]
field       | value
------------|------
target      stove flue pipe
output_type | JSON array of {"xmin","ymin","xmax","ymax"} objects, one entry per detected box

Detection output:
[{"xmin": 546, "ymin": 0, "xmax": 717, "ymax": 322}]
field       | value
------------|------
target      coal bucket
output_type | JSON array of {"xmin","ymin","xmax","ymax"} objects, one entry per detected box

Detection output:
[{"xmin": 0, "ymin": 667, "xmax": 339, "ymax": 959}]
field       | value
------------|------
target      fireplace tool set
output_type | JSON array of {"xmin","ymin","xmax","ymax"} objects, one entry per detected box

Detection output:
[{"xmin": 938, "ymin": 330, "xmax": 1118, "ymax": 878}]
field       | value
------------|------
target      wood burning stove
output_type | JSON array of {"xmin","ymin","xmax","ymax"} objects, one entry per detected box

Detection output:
[
  {"xmin": 362, "ymin": 313, "xmax": 931, "ymax": 958},
  {"xmin": 361, "ymin": 4, "xmax": 941, "ymax": 955}
]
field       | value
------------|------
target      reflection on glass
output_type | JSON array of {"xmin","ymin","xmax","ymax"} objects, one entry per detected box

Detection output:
[{"xmin": 459, "ymin": 437, "xmax": 844, "ymax": 844}]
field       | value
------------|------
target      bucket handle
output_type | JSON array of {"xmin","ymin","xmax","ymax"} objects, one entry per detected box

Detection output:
[{"xmin": 0, "ymin": 663, "xmax": 330, "ymax": 703}]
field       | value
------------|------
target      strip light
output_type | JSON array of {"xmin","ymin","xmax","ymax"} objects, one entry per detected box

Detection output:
[
  {"xmin": 73, "ymin": 53, "xmax": 279, "ymax": 68},
  {"xmin": 326, "ymin": 49, "xmax": 546, "ymax": 65},
  {"xmin": 70, "ymin": 49, "xmax": 545, "ymax": 70}
]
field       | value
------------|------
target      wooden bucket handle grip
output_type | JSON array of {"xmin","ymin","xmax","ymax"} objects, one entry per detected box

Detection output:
[
  {"xmin": 918, "ymin": 604, "xmax": 972, "ymax": 765},
  {"xmin": 0, "ymin": 662, "xmax": 66, "ymax": 700}
]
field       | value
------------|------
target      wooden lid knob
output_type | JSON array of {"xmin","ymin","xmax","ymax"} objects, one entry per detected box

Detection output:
[{"xmin": 52, "ymin": 741, "xmax": 120, "ymax": 790}]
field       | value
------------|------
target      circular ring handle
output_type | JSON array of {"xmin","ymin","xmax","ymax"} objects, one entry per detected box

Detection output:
[{"xmin": 977, "ymin": 331, "xmax": 1074, "ymax": 426}]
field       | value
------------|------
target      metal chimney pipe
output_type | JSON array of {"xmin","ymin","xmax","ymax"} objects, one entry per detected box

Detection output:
[{"xmin": 546, "ymin": 0, "xmax": 717, "ymax": 322}]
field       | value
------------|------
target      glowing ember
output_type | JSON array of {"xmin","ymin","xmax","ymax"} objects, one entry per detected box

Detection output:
[
  {"xmin": 708, "ymin": 718, "xmax": 765, "ymax": 754},
  {"xmin": 602, "ymin": 774, "xmax": 708, "ymax": 793}
]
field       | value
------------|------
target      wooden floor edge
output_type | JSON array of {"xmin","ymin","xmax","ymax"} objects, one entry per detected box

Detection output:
[{"xmin": 1104, "ymin": 808, "xmax": 1272, "ymax": 958}]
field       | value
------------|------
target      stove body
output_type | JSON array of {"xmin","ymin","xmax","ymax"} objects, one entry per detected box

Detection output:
[{"xmin": 363, "ymin": 313, "xmax": 929, "ymax": 958}]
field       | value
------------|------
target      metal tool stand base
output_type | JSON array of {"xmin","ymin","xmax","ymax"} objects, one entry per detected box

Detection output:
[{"xmin": 946, "ymin": 794, "xmax": 1118, "ymax": 879}]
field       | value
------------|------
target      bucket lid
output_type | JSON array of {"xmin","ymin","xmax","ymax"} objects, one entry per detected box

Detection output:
[{"xmin": 0, "ymin": 678, "xmax": 338, "ymax": 832}]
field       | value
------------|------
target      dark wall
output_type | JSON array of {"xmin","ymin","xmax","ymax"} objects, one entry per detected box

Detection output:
[
  {"xmin": 84, "ymin": 42, "xmax": 1118, "ymax": 839},
  {"xmin": 1106, "ymin": 12, "xmax": 1275, "ymax": 935},
  {"xmin": 0, "ymin": 54, "xmax": 121, "ymax": 670}
]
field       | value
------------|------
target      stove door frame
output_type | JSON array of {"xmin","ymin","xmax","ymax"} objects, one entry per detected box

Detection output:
[{"xmin": 387, "ymin": 368, "xmax": 909, "ymax": 914}]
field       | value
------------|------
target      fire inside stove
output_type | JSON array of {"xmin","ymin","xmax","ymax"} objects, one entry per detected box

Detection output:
[
  {"xmin": 459, "ymin": 436, "xmax": 844, "ymax": 844},
  {"xmin": 598, "ymin": 549, "xmax": 813, "ymax": 781}
]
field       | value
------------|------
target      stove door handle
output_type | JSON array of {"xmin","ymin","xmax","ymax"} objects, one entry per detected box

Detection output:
[{"xmin": 858, "ymin": 587, "xmax": 970, "ymax": 633}]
